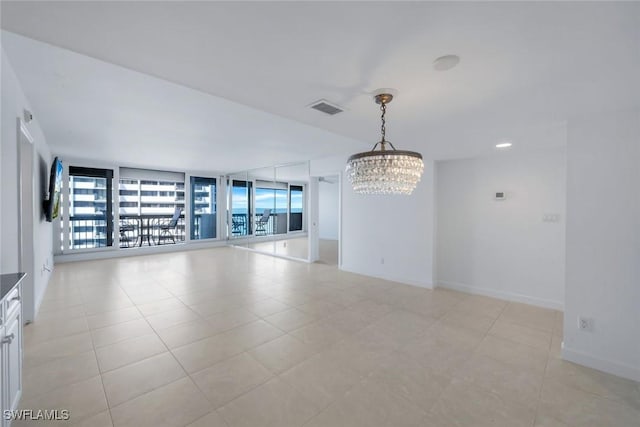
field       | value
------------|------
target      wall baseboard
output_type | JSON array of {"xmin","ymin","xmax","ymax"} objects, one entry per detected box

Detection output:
[
  {"xmin": 437, "ymin": 280, "xmax": 563, "ymax": 311},
  {"xmin": 54, "ymin": 239, "xmax": 228, "ymax": 263},
  {"xmin": 32, "ymin": 269, "xmax": 51, "ymax": 322},
  {"xmin": 562, "ymin": 344, "xmax": 640, "ymax": 382},
  {"xmin": 340, "ymin": 265, "xmax": 434, "ymax": 290},
  {"xmin": 55, "ymin": 235, "xmax": 312, "ymax": 264}
]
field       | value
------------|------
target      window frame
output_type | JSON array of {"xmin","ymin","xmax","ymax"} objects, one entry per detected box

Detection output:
[
  {"xmin": 189, "ymin": 175, "xmax": 218, "ymax": 241},
  {"xmin": 66, "ymin": 166, "xmax": 115, "ymax": 250}
]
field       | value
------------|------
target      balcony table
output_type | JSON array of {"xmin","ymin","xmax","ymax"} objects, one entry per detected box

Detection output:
[{"xmin": 119, "ymin": 213, "xmax": 184, "ymax": 247}]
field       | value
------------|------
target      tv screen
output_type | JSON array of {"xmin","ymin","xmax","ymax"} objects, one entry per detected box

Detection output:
[{"xmin": 45, "ymin": 157, "xmax": 63, "ymax": 222}]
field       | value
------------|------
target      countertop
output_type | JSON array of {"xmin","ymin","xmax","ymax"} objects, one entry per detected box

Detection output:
[{"xmin": 0, "ymin": 273, "xmax": 25, "ymax": 301}]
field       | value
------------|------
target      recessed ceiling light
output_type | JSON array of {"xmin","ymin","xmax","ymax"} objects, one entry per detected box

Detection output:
[
  {"xmin": 495, "ymin": 142, "xmax": 513, "ymax": 149},
  {"xmin": 433, "ymin": 55, "xmax": 460, "ymax": 71}
]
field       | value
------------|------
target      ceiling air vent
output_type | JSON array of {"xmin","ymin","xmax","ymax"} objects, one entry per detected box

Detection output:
[{"xmin": 309, "ymin": 99, "xmax": 344, "ymax": 115}]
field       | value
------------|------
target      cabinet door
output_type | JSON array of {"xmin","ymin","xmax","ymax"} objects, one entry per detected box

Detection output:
[{"xmin": 3, "ymin": 308, "xmax": 21, "ymax": 416}]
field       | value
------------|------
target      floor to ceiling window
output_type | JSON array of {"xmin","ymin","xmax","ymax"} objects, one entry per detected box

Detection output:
[
  {"xmin": 227, "ymin": 162, "xmax": 309, "ymax": 261},
  {"xmin": 118, "ymin": 168, "xmax": 185, "ymax": 247},
  {"xmin": 66, "ymin": 166, "xmax": 114, "ymax": 249},
  {"xmin": 255, "ymin": 181, "xmax": 288, "ymax": 235},
  {"xmin": 229, "ymin": 178, "xmax": 252, "ymax": 237},
  {"xmin": 289, "ymin": 184, "xmax": 304, "ymax": 232},
  {"xmin": 190, "ymin": 176, "xmax": 217, "ymax": 240},
  {"xmin": 57, "ymin": 160, "xmax": 305, "ymax": 256}
]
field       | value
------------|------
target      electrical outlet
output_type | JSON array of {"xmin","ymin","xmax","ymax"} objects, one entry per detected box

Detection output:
[{"xmin": 578, "ymin": 316, "xmax": 594, "ymax": 332}]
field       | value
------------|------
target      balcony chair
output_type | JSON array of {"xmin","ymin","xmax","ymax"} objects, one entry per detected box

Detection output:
[
  {"xmin": 231, "ymin": 215, "xmax": 245, "ymax": 235},
  {"xmin": 255, "ymin": 208, "xmax": 271, "ymax": 236},
  {"xmin": 119, "ymin": 220, "xmax": 137, "ymax": 248},
  {"xmin": 157, "ymin": 207, "xmax": 182, "ymax": 244}
]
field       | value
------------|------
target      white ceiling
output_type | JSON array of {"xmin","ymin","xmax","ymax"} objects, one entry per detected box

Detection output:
[
  {"xmin": 2, "ymin": 1, "xmax": 639, "ymax": 169},
  {"xmin": 1, "ymin": 31, "xmax": 366, "ymax": 172}
]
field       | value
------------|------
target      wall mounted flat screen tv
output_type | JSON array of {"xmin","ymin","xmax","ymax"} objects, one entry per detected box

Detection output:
[{"xmin": 45, "ymin": 157, "xmax": 63, "ymax": 222}]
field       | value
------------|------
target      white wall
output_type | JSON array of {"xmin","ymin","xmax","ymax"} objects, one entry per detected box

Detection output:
[
  {"xmin": 311, "ymin": 155, "xmax": 436, "ymax": 288},
  {"xmin": 435, "ymin": 147, "xmax": 567, "ymax": 309},
  {"xmin": 1, "ymin": 48, "xmax": 53, "ymax": 320},
  {"xmin": 563, "ymin": 110, "xmax": 640, "ymax": 381},
  {"xmin": 318, "ymin": 178, "xmax": 339, "ymax": 240}
]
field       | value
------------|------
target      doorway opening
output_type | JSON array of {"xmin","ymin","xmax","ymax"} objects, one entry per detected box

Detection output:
[{"xmin": 317, "ymin": 175, "xmax": 339, "ymax": 266}]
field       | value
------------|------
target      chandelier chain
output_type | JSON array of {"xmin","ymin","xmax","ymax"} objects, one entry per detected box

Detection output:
[{"xmin": 380, "ymin": 102, "xmax": 386, "ymax": 143}]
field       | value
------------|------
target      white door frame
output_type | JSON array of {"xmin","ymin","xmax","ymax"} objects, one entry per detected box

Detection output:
[{"xmin": 17, "ymin": 118, "xmax": 36, "ymax": 323}]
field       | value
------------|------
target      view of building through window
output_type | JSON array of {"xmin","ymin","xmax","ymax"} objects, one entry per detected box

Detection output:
[
  {"xmin": 118, "ymin": 168, "xmax": 186, "ymax": 247},
  {"xmin": 118, "ymin": 177, "xmax": 185, "ymax": 216},
  {"xmin": 190, "ymin": 176, "xmax": 216, "ymax": 239},
  {"xmin": 67, "ymin": 167, "xmax": 113, "ymax": 249},
  {"xmin": 62, "ymin": 167, "xmax": 303, "ymax": 250}
]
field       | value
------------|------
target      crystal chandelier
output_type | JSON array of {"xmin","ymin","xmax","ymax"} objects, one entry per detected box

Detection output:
[{"xmin": 346, "ymin": 93, "xmax": 424, "ymax": 195}]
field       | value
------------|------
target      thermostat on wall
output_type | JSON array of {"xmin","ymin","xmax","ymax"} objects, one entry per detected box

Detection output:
[{"xmin": 495, "ymin": 192, "xmax": 506, "ymax": 200}]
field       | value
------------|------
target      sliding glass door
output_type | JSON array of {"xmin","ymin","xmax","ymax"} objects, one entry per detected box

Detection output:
[
  {"xmin": 190, "ymin": 176, "xmax": 217, "ymax": 240},
  {"xmin": 118, "ymin": 168, "xmax": 186, "ymax": 248},
  {"xmin": 229, "ymin": 177, "xmax": 252, "ymax": 237},
  {"xmin": 289, "ymin": 185, "xmax": 304, "ymax": 232},
  {"xmin": 66, "ymin": 166, "xmax": 114, "ymax": 249},
  {"xmin": 255, "ymin": 184, "xmax": 287, "ymax": 235},
  {"xmin": 225, "ymin": 162, "xmax": 308, "ymax": 261}
]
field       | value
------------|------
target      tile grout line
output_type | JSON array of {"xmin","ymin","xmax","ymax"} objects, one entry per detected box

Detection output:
[
  {"xmin": 91, "ymin": 285, "xmax": 177, "ymax": 418},
  {"xmin": 25, "ymin": 249, "xmax": 640, "ymax": 427},
  {"xmin": 75, "ymin": 310, "xmax": 112, "ymax": 426},
  {"xmin": 186, "ymin": 350, "xmax": 277, "ymax": 416}
]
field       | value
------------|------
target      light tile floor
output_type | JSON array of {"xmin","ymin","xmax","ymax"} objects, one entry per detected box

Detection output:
[{"xmin": 18, "ymin": 247, "xmax": 640, "ymax": 427}]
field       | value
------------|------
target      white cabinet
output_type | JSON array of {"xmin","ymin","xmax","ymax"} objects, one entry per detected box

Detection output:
[
  {"xmin": 0, "ymin": 278, "xmax": 23, "ymax": 427},
  {"xmin": 0, "ymin": 323, "xmax": 3, "ymax": 426},
  {"xmin": 3, "ymin": 308, "xmax": 21, "ymax": 421}
]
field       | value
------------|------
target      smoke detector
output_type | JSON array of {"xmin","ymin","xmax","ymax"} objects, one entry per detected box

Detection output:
[
  {"xmin": 308, "ymin": 99, "xmax": 344, "ymax": 115},
  {"xmin": 433, "ymin": 55, "xmax": 460, "ymax": 71}
]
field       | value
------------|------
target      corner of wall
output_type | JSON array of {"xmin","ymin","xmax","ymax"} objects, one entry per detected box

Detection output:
[
  {"xmin": 437, "ymin": 280, "xmax": 564, "ymax": 311},
  {"xmin": 2, "ymin": 46, "xmax": 54, "ymax": 321},
  {"xmin": 339, "ymin": 264, "xmax": 434, "ymax": 290},
  {"xmin": 564, "ymin": 109, "xmax": 640, "ymax": 381}
]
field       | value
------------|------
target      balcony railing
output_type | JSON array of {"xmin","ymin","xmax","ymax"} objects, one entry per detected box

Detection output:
[
  {"xmin": 230, "ymin": 213, "xmax": 287, "ymax": 237},
  {"xmin": 65, "ymin": 214, "xmax": 188, "ymax": 250},
  {"xmin": 67, "ymin": 211, "xmax": 296, "ymax": 250},
  {"xmin": 192, "ymin": 213, "xmax": 217, "ymax": 240},
  {"xmin": 67, "ymin": 215, "xmax": 109, "ymax": 249},
  {"xmin": 119, "ymin": 214, "xmax": 186, "ymax": 248}
]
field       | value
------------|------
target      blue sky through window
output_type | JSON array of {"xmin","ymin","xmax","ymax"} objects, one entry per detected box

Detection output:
[
  {"xmin": 255, "ymin": 188, "xmax": 287, "ymax": 214},
  {"xmin": 290, "ymin": 192, "xmax": 302, "ymax": 214},
  {"xmin": 232, "ymin": 186, "xmax": 302, "ymax": 214}
]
